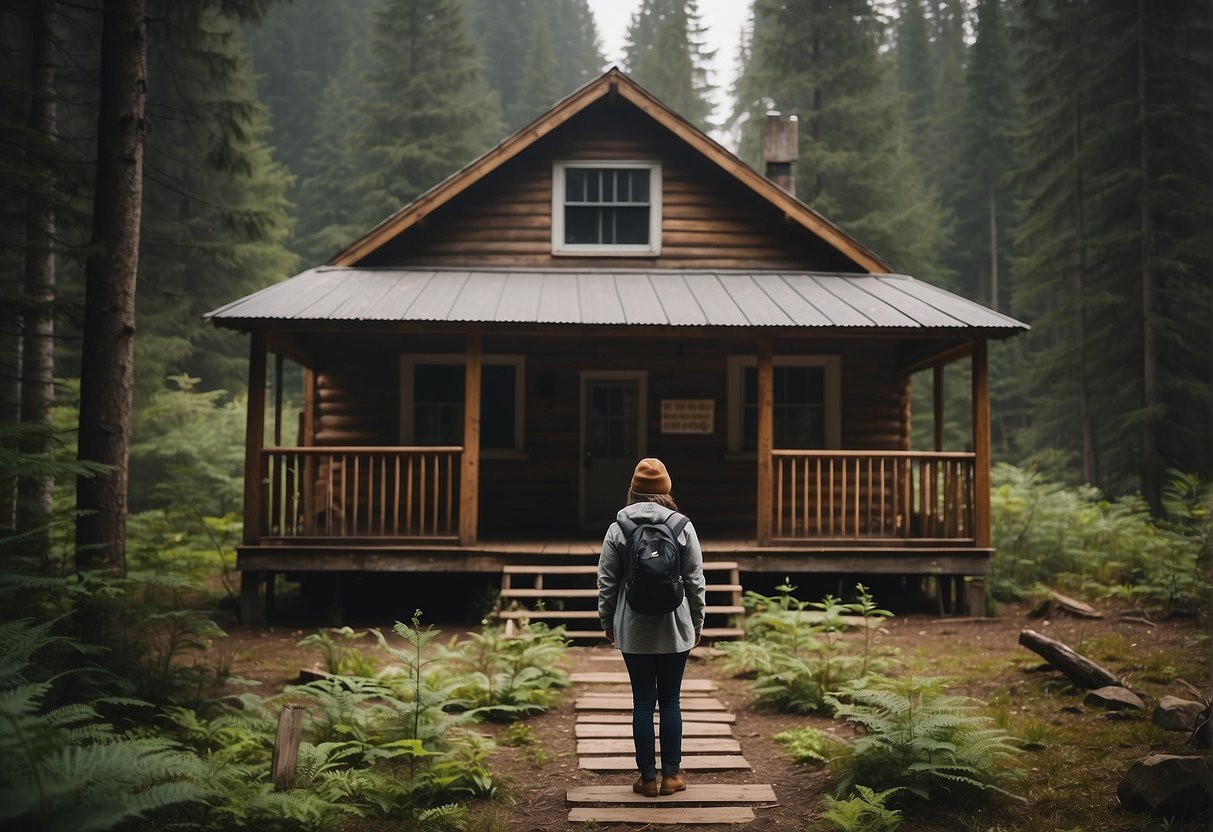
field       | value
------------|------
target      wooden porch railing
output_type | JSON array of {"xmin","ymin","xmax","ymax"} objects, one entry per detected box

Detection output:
[
  {"xmin": 259, "ymin": 446, "xmax": 462, "ymax": 540},
  {"xmin": 771, "ymin": 450, "xmax": 976, "ymax": 543}
]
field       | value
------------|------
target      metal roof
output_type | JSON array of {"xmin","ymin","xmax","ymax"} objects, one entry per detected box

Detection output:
[{"xmin": 205, "ymin": 267, "xmax": 1028, "ymax": 332}]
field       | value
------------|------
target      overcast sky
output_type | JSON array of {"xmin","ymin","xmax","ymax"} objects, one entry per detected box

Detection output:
[{"xmin": 587, "ymin": 0, "xmax": 753, "ymax": 143}]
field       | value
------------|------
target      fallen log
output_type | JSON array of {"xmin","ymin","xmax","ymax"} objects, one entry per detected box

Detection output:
[{"xmin": 1018, "ymin": 628, "xmax": 1121, "ymax": 689}]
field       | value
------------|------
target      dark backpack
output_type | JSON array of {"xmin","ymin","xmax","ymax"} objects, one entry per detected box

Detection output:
[{"xmin": 617, "ymin": 510, "xmax": 690, "ymax": 615}]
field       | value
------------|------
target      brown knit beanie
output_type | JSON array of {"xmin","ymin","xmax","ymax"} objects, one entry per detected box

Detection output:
[{"xmin": 630, "ymin": 458, "xmax": 672, "ymax": 495}]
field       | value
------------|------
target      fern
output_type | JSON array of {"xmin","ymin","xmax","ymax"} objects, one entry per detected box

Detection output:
[
  {"xmin": 719, "ymin": 582, "xmax": 896, "ymax": 713},
  {"xmin": 774, "ymin": 726, "xmax": 847, "ymax": 766},
  {"xmin": 827, "ymin": 675, "xmax": 1024, "ymax": 805},
  {"xmin": 817, "ymin": 785, "xmax": 905, "ymax": 832},
  {"xmin": 0, "ymin": 622, "xmax": 209, "ymax": 832}
]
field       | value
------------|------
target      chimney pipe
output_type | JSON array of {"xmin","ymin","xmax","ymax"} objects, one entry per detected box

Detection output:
[{"xmin": 762, "ymin": 111, "xmax": 798, "ymax": 197}]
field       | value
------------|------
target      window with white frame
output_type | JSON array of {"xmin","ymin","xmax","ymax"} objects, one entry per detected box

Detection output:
[
  {"xmin": 400, "ymin": 355, "xmax": 525, "ymax": 454},
  {"xmin": 726, "ymin": 355, "xmax": 841, "ymax": 453},
  {"xmin": 552, "ymin": 161, "xmax": 661, "ymax": 255}
]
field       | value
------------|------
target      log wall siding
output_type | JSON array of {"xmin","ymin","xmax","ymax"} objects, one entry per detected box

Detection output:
[
  {"xmin": 357, "ymin": 99, "xmax": 860, "ymax": 272},
  {"xmin": 297, "ymin": 332, "xmax": 908, "ymax": 536}
]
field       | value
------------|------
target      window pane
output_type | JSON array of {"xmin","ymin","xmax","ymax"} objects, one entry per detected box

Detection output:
[
  {"xmin": 587, "ymin": 170, "xmax": 600, "ymax": 202},
  {"xmin": 566, "ymin": 169, "xmax": 585, "ymax": 202},
  {"xmin": 480, "ymin": 364, "xmax": 515, "ymax": 449},
  {"xmin": 414, "ymin": 364, "xmax": 463, "ymax": 445},
  {"xmin": 566, "ymin": 206, "xmax": 601, "ymax": 244},
  {"xmin": 742, "ymin": 365, "xmax": 826, "ymax": 450},
  {"xmin": 613, "ymin": 207, "xmax": 649, "ymax": 244},
  {"xmin": 629, "ymin": 169, "xmax": 649, "ymax": 202}
]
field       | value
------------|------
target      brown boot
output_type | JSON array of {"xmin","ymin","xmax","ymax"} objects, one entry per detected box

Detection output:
[
  {"xmin": 632, "ymin": 775, "xmax": 660, "ymax": 798},
  {"xmin": 659, "ymin": 771, "xmax": 687, "ymax": 795}
]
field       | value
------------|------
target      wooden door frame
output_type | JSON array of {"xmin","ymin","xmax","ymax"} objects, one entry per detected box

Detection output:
[{"xmin": 578, "ymin": 370, "xmax": 648, "ymax": 531}]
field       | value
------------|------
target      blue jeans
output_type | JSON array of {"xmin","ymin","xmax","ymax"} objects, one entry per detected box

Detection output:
[{"xmin": 622, "ymin": 650, "xmax": 691, "ymax": 780}]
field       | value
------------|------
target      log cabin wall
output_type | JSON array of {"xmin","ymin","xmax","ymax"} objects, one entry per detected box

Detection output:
[
  {"xmin": 355, "ymin": 97, "xmax": 860, "ymax": 273},
  {"xmin": 293, "ymin": 329, "xmax": 909, "ymax": 537}
]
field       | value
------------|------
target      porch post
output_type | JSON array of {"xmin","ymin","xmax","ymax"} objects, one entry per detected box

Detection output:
[
  {"xmin": 243, "ymin": 330, "xmax": 267, "ymax": 545},
  {"xmin": 933, "ymin": 365, "xmax": 945, "ymax": 452},
  {"xmin": 971, "ymin": 339, "xmax": 991, "ymax": 548},
  {"xmin": 459, "ymin": 328, "xmax": 482, "ymax": 546},
  {"xmin": 241, "ymin": 330, "xmax": 267, "ymax": 624},
  {"xmin": 757, "ymin": 335, "xmax": 774, "ymax": 546}
]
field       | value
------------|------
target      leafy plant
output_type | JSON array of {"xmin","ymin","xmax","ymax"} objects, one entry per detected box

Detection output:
[
  {"xmin": 773, "ymin": 725, "xmax": 847, "ymax": 766},
  {"xmin": 719, "ymin": 580, "xmax": 895, "ymax": 713},
  {"xmin": 0, "ymin": 619, "xmax": 210, "ymax": 832},
  {"xmin": 299, "ymin": 626, "xmax": 380, "ymax": 677},
  {"xmin": 827, "ymin": 674, "xmax": 1024, "ymax": 805},
  {"xmin": 990, "ymin": 464, "xmax": 1206, "ymax": 612},
  {"xmin": 816, "ymin": 785, "xmax": 905, "ymax": 832},
  {"xmin": 434, "ymin": 619, "xmax": 570, "ymax": 721}
]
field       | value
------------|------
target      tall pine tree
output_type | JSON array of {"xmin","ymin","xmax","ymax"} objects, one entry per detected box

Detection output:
[
  {"xmin": 1011, "ymin": 0, "xmax": 1213, "ymax": 502},
  {"xmin": 735, "ymin": 0, "xmax": 950, "ymax": 277},
  {"xmin": 348, "ymin": 0, "xmax": 503, "ymax": 232},
  {"xmin": 624, "ymin": 0, "xmax": 715, "ymax": 131}
]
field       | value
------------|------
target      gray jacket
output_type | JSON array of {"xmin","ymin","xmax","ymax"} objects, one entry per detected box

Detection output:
[{"xmin": 597, "ymin": 502, "xmax": 706, "ymax": 654}]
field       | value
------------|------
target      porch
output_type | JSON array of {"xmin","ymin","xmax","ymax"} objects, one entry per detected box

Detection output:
[{"xmin": 245, "ymin": 445, "xmax": 985, "ymax": 551}]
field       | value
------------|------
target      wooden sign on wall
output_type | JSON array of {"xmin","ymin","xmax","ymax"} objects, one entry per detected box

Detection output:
[{"xmin": 661, "ymin": 400, "xmax": 714, "ymax": 434}]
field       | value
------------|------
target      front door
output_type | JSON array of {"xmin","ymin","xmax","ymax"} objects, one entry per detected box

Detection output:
[{"xmin": 581, "ymin": 373, "xmax": 646, "ymax": 529}]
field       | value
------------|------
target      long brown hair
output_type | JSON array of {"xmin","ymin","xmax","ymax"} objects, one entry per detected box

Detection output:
[{"xmin": 626, "ymin": 490, "xmax": 679, "ymax": 512}]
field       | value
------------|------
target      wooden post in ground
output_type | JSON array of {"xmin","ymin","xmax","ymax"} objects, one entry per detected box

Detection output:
[
  {"xmin": 271, "ymin": 704, "xmax": 306, "ymax": 790},
  {"xmin": 459, "ymin": 328, "xmax": 481, "ymax": 546},
  {"xmin": 240, "ymin": 330, "xmax": 267, "ymax": 624},
  {"xmin": 756, "ymin": 336, "xmax": 773, "ymax": 546}
]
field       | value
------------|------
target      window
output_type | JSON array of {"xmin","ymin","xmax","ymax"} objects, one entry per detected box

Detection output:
[
  {"xmin": 552, "ymin": 161, "xmax": 661, "ymax": 255},
  {"xmin": 727, "ymin": 356, "xmax": 841, "ymax": 453},
  {"xmin": 400, "ymin": 355, "xmax": 525, "ymax": 454}
]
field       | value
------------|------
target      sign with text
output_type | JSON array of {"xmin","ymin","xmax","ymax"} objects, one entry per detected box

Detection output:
[{"xmin": 660, "ymin": 399, "xmax": 715, "ymax": 434}]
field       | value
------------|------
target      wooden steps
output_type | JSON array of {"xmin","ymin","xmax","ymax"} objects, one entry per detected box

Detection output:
[
  {"xmin": 498, "ymin": 561, "xmax": 746, "ymax": 640},
  {"xmin": 567, "ymin": 664, "xmax": 776, "ymax": 824}
]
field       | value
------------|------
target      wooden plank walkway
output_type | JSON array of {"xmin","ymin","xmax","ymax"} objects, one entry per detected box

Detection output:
[{"xmin": 566, "ymin": 662, "xmax": 777, "ymax": 824}]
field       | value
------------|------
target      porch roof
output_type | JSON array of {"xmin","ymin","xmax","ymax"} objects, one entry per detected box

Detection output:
[{"xmin": 205, "ymin": 267, "xmax": 1028, "ymax": 333}]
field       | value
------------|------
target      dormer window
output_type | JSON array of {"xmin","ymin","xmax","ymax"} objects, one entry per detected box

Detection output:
[{"xmin": 552, "ymin": 161, "xmax": 661, "ymax": 255}]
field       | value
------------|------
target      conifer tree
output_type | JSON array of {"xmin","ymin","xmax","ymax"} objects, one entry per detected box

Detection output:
[
  {"xmin": 349, "ymin": 0, "xmax": 503, "ymax": 230},
  {"xmin": 735, "ymin": 0, "xmax": 950, "ymax": 277},
  {"xmin": 957, "ymin": 0, "xmax": 1018, "ymax": 311},
  {"xmin": 1011, "ymin": 0, "xmax": 1213, "ymax": 501},
  {"xmin": 246, "ymin": 0, "xmax": 374, "ymax": 193},
  {"xmin": 624, "ymin": 0, "xmax": 715, "ymax": 130},
  {"xmin": 511, "ymin": 18, "xmax": 562, "ymax": 126}
]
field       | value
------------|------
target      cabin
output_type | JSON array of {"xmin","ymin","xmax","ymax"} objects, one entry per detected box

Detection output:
[{"xmin": 207, "ymin": 69, "xmax": 1027, "ymax": 631}]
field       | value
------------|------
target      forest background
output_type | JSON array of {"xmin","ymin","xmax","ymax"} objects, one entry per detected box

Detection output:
[
  {"xmin": 0, "ymin": 2, "xmax": 1210, "ymax": 829},
  {"xmin": 1, "ymin": 0, "xmax": 1211, "ymax": 575}
]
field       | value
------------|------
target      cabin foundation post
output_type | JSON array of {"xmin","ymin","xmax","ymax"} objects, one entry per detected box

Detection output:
[
  {"xmin": 756, "ymin": 335, "xmax": 774, "ymax": 546},
  {"xmin": 971, "ymin": 339, "xmax": 992, "ymax": 616},
  {"xmin": 241, "ymin": 330, "xmax": 268, "ymax": 623},
  {"xmin": 459, "ymin": 328, "xmax": 481, "ymax": 546}
]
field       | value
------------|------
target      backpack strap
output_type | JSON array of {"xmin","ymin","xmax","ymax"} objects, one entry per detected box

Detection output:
[
  {"xmin": 664, "ymin": 512, "xmax": 689, "ymax": 540},
  {"xmin": 617, "ymin": 513, "xmax": 640, "ymax": 586}
]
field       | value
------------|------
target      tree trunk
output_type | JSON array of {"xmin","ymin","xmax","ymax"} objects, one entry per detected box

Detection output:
[
  {"xmin": 1136, "ymin": 0, "xmax": 1160, "ymax": 513},
  {"xmin": 1072, "ymin": 99, "xmax": 1097, "ymax": 487},
  {"xmin": 75, "ymin": 0, "xmax": 147, "ymax": 577},
  {"xmin": 986, "ymin": 179, "xmax": 998, "ymax": 312},
  {"xmin": 1018, "ymin": 628, "xmax": 1121, "ymax": 690},
  {"xmin": 18, "ymin": 0, "xmax": 58, "ymax": 558}
]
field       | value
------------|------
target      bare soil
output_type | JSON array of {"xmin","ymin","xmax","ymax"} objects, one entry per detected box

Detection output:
[{"xmin": 219, "ymin": 600, "xmax": 1211, "ymax": 831}]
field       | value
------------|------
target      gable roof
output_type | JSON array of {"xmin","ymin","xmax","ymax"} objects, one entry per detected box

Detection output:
[{"xmin": 329, "ymin": 67, "xmax": 892, "ymax": 273}]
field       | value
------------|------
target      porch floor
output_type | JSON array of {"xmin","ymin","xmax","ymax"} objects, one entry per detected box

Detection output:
[{"xmin": 236, "ymin": 537, "xmax": 992, "ymax": 576}]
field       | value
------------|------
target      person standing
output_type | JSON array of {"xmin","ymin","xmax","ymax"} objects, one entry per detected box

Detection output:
[{"xmin": 597, "ymin": 458, "xmax": 706, "ymax": 797}]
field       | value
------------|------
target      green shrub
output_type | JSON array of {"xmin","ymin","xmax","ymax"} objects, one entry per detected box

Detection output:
[
  {"xmin": 719, "ymin": 581, "xmax": 895, "ymax": 713},
  {"xmin": 816, "ymin": 785, "xmax": 904, "ymax": 832},
  {"xmin": 990, "ymin": 464, "xmax": 1206, "ymax": 612},
  {"xmin": 433, "ymin": 619, "xmax": 570, "ymax": 721},
  {"xmin": 827, "ymin": 675, "xmax": 1023, "ymax": 805},
  {"xmin": 773, "ymin": 725, "xmax": 847, "ymax": 766}
]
